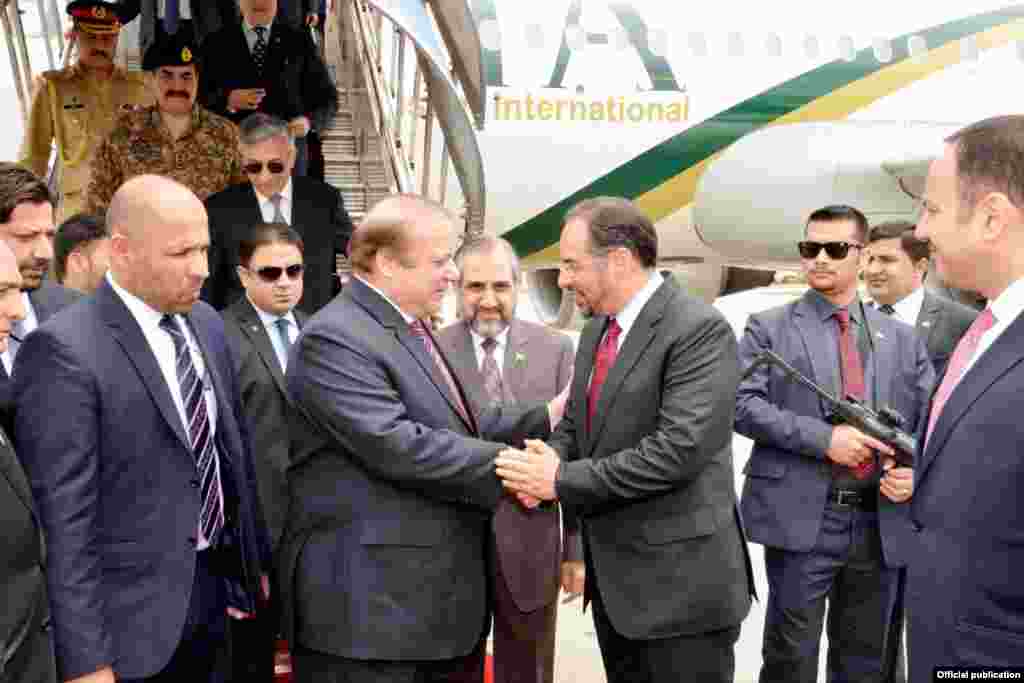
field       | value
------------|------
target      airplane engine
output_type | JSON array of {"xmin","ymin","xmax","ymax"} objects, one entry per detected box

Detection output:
[{"xmin": 692, "ymin": 121, "xmax": 958, "ymax": 267}]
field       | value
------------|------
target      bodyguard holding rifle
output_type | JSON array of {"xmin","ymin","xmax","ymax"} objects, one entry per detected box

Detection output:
[{"xmin": 735, "ymin": 205, "xmax": 934, "ymax": 683}]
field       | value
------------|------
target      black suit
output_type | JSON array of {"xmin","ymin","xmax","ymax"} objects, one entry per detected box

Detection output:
[
  {"xmin": 118, "ymin": 0, "xmax": 237, "ymax": 57},
  {"xmin": 203, "ymin": 179, "xmax": 353, "ymax": 315},
  {"xmin": 915, "ymin": 289, "xmax": 978, "ymax": 375},
  {"xmin": 277, "ymin": 0, "xmax": 317, "ymax": 28},
  {"xmin": 280, "ymin": 278, "xmax": 552, "ymax": 682},
  {"xmin": 0, "ymin": 423, "xmax": 56, "ymax": 683},
  {"xmin": 199, "ymin": 20, "xmax": 338, "ymax": 133},
  {"xmin": 223, "ymin": 297, "xmax": 307, "ymax": 683},
  {"xmin": 549, "ymin": 276, "xmax": 754, "ymax": 683}
]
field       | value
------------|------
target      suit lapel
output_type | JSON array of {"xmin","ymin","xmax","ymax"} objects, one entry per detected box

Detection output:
[
  {"xmin": 574, "ymin": 317, "xmax": 603, "ymax": 455},
  {"xmin": 0, "ymin": 432, "xmax": 37, "ymax": 518},
  {"xmin": 100, "ymin": 282, "xmax": 192, "ymax": 453},
  {"xmin": 235, "ymin": 299, "xmax": 287, "ymax": 397},
  {"xmin": 502, "ymin": 321, "xmax": 527, "ymax": 402},
  {"xmin": 587, "ymin": 282, "xmax": 671, "ymax": 457},
  {"xmin": 449, "ymin": 323, "xmax": 486, "ymax": 408},
  {"xmin": 918, "ymin": 312, "xmax": 1024, "ymax": 482},
  {"xmin": 865, "ymin": 307, "xmax": 893, "ymax": 410},
  {"xmin": 793, "ymin": 297, "xmax": 838, "ymax": 412}
]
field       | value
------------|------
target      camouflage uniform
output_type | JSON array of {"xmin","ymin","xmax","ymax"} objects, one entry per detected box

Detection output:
[{"xmin": 87, "ymin": 104, "xmax": 246, "ymax": 214}]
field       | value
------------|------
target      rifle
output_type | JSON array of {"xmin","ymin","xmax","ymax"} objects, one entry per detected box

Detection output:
[{"xmin": 742, "ymin": 350, "xmax": 917, "ymax": 468}]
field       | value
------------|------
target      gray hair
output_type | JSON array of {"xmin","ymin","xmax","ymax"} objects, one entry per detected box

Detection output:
[
  {"xmin": 454, "ymin": 236, "xmax": 521, "ymax": 284},
  {"xmin": 238, "ymin": 113, "xmax": 294, "ymax": 147}
]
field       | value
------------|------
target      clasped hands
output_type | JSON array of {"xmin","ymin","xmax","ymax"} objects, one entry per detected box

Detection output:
[{"xmin": 496, "ymin": 439, "xmax": 561, "ymax": 509}]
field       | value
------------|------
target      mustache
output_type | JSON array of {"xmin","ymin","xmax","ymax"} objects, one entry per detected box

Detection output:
[
  {"xmin": 164, "ymin": 91, "xmax": 191, "ymax": 99},
  {"xmin": 90, "ymin": 49, "xmax": 110, "ymax": 58}
]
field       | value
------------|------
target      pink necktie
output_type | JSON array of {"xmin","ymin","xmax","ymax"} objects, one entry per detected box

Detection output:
[
  {"xmin": 925, "ymin": 308, "xmax": 996, "ymax": 445},
  {"xmin": 834, "ymin": 308, "xmax": 872, "ymax": 479},
  {"xmin": 410, "ymin": 320, "xmax": 472, "ymax": 425}
]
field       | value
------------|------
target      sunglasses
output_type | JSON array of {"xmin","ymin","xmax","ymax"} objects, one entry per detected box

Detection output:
[
  {"xmin": 253, "ymin": 264, "xmax": 304, "ymax": 282},
  {"xmin": 797, "ymin": 241, "xmax": 863, "ymax": 260},
  {"xmin": 242, "ymin": 159, "xmax": 286, "ymax": 175}
]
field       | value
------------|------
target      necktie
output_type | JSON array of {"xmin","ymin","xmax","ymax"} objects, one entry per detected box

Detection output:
[
  {"xmin": 410, "ymin": 320, "xmax": 471, "ymax": 425},
  {"xmin": 269, "ymin": 193, "xmax": 286, "ymax": 224},
  {"xmin": 587, "ymin": 318, "xmax": 621, "ymax": 433},
  {"xmin": 480, "ymin": 337, "xmax": 504, "ymax": 405},
  {"xmin": 274, "ymin": 317, "xmax": 291, "ymax": 370},
  {"xmin": 164, "ymin": 0, "xmax": 180, "ymax": 34},
  {"xmin": 878, "ymin": 303, "xmax": 896, "ymax": 316},
  {"xmin": 925, "ymin": 308, "xmax": 996, "ymax": 446},
  {"xmin": 7, "ymin": 317, "xmax": 27, "ymax": 362},
  {"xmin": 159, "ymin": 315, "xmax": 224, "ymax": 545},
  {"xmin": 834, "ymin": 309, "xmax": 873, "ymax": 479},
  {"xmin": 253, "ymin": 26, "xmax": 268, "ymax": 73}
]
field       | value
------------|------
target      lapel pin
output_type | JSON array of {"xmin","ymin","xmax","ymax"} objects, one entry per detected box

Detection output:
[
  {"xmin": 876, "ymin": 331, "xmax": 886, "ymax": 340},
  {"xmin": 922, "ymin": 321, "xmax": 932, "ymax": 328},
  {"xmin": 251, "ymin": 325, "xmax": 260, "ymax": 332}
]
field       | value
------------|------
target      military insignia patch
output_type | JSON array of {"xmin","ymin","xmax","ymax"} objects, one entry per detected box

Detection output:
[
  {"xmin": 181, "ymin": 47, "xmax": 192, "ymax": 63},
  {"xmin": 93, "ymin": 6, "xmax": 105, "ymax": 18}
]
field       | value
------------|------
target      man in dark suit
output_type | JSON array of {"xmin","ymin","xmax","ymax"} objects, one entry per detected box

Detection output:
[
  {"xmin": 222, "ymin": 222, "xmax": 307, "ymax": 683},
  {"xmin": 199, "ymin": 0, "xmax": 338, "ymax": 177},
  {"xmin": 907, "ymin": 115, "xmax": 1024, "ymax": 678},
  {"xmin": 276, "ymin": 0, "xmax": 318, "ymax": 29},
  {"xmin": 0, "ymin": 241, "xmax": 57, "ymax": 683},
  {"xmin": 496, "ymin": 197, "xmax": 755, "ymax": 683},
  {"xmin": 864, "ymin": 220, "xmax": 978, "ymax": 375},
  {"xmin": 119, "ymin": 0, "xmax": 237, "ymax": 59},
  {"xmin": 12, "ymin": 175, "xmax": 271, "ymax": 683},
  {"xmin": 204, "ymin": 113, "xmax": 352, "ymax": 315},
  {"xmin": 280, "ymin": 194, "xmax": 566, "ymax": 683},
  {"xmin": 0, "ymin": 163, "xmax": 80, "ymax": 406},
  {"xmin": 437, "ymin": 236, "xmax": 576, "ymax": 683},
  {"xmin": 734, "ymin": 205, "xmax": 934, "ymax": 683}
]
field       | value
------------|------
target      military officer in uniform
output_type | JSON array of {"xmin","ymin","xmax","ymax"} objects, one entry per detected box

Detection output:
[
  {"xmin": 18, "ymin": 0, "xmax": 151, "ymax": 221},
  {"xmin": 86, "ymin": 32, "xmax": 245, "ymax": 214}
]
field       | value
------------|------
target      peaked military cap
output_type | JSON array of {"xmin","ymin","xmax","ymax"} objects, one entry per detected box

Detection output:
[
  {"xmin": 141, "ymin": 32, "xmax": 200, "ymax": 71},
  {"xmin": 66, "ymin": 1, "xmax": 128, "ymax": 35}
]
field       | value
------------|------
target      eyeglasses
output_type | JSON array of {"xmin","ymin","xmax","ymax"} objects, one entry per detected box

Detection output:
[
  {"xmin": 797, "ymin": 241, "xmax": 863, "ymax": 260},
  {"xmin": 242, "ymin": 159, "xmax": 286, "ymax": 175},
  {"xmin": 253, "ymin": 264, "xmax": 304, "ymax": 282}
]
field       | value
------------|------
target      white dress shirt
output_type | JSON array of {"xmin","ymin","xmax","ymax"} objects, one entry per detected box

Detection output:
[
  {"xmin": 888, "ymin": 285, "xmax": 926, "ymax": 327},
  {"xmin": 961, "ymin": 277, "xmax": 1024, "ymax": 377},
  {"xmin": 470, "ymin": 325, "xmax": 510, "ymax": 375},
  {"xmin": 243, "ymin": 20, "xmax": 274, "ymax": 52},
  {"xmin": 251, "ymin": 298, "xmax": 298, "ymax": 371},
  {"xmin": 107, "ymin": 273, "xmax": 221, "ymax": 549},
  {"xmin": 158, "ymin": 0, "xmax": 192, "ymax": 20},
  {"xmin": 355, "ymin": 276, "xmax": 416, "ymax": 324},
  {"xmin": 255, "ymin": 178, "xmax": 294, "ymax": 225},
  {"xmin": 1, "ymin": 292, "xmax": 38, "ymax": 375}
]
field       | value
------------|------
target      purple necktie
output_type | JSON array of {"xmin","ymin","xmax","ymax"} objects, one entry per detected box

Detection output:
[{"xmin": 410, "ymin": 320, "xmax": 471, "ymax": 425}]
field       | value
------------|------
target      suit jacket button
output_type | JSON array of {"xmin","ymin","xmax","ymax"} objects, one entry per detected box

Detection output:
[
  {"xmin": 190, "ymin": 479, "xmax": 200, "ymax": 488},
  {"xmin": 912, "ymin": 521, "xmax": 923, "ymax": 532}
]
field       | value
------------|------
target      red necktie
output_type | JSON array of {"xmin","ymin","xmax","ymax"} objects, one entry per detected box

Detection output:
[
  {"xmin": 587, "ymin": 318, "xmax": 621, "ymax": 433},
  {"xmin": 410, "ymin": 320, "xmax": 472, "ymax": 426},
  {"xmin": 925, "ymin": 308, "xmax": 996, "ymax": 446},
  {"xmin": 835, "ymin": 309, "xmax": 873, "ymax": 479}
]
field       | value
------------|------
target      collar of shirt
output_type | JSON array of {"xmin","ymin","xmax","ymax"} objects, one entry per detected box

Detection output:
[
  {"xmin": 159, "ymin": 0, "xmax": 192, "ymax": 18},
  {"xmin": 152, "ymin": 105, "xmax": 202, "ymax": 141},
  {"xmin": 354, "ymin": 276, "xmax": 417, "ymax": 325},
  {"xmin": 19, "ymin": 291, "xmax": 38, "ymax": 333},
  {"xmin": 107, "ymin": 272, "xmax": 167, "ymax": 339},
  {"xmin": 985, "ymin": 277, "xmax": 1024, "ymax": 340},
  {"xmin": 469, "ymin": 325, "xmax": 510, "ymax": 370},
  {"xmin": 889, "ymin": 285, "xmax": 926, "ymax": 326},
  {"xmin": 611, "ymin": 271, "xmax": 664, "ymax": 343},
  {"xmin": 806, "ymin": 288, "xmax": 866, "ymax": 327},
  {"xmin": 244, "ymin": 20, "xmax": 274, "ymax": 47},
  {"xmin": 251, "ymin": 297, "xmax": 297, "ymax": 337},
  {"xmin": 254, "ymin": 178, "xmax": 293, "ymax": 220}
]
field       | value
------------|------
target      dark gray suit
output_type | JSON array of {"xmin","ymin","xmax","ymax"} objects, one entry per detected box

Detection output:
[
  {"xmin": 0, "ymin": 423, "xmax": 56, "ymax": 683},
  {"xmin": 119, "ymin": 0, "xmax": 236, "ymax": 57},
  {"xmin": 550, "ymin": 276, "xmax": 754, "ymax": 683},
  {"xmin": 281, "ymin": 278, "xmax": 552, "ymax": 682},
  {"xmin": 437, "ymin": 319, "xmax": 577, "ymax": 683},
  {"xmin": 914, "ymin": 289, "xmax": 978, "ymax": 376}
]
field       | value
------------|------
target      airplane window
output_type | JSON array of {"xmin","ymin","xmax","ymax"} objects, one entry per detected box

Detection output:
[
  {"xmin": 838, "ymin": 34, "xmax": 857, "ymax": 61},
  {"xmin": 907, "ymin": 35, "xmax": 927, "ymax": 59},
  {"xmin": 728, "ymin": 32, "xmax": 744, "ymax": 57},
  {"xmin": 873, "ymin": 37, "xmax": 893, "ymax": 63},
  {"xmin": 478, "ymin": 19, "xmax": 500, "ymax": 51},
  {"xmin": 764, "ymin": 32, "xmax": 782, "ymax": 57},
  {"xmin": 525, "ymin": 23, "xmax": 544, "ymax": 49},
  {"xmin": 689, "ymin": 32, "xmax": 708, "ymax": 57},
  {"xmin": 564, "ymin": 24, "xmax": 585, "ymax": 51},
  {"xmin": 649, "ymin": 28, "xmax": 668, "ymax": 55},
  {"xmin": 961, "ymin": 35, "xmax": 979, "ymax": 61},
  {"xmin": 803, "ymin": 34, "xmax": 820, "ymax": 59}
]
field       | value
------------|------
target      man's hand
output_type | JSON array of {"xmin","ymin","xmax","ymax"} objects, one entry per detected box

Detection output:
[
  {"xmin": 560, "ymin": 560, "xmax": 585, "ymax": 604},
  {"xmin": 826, "ymin": 425, "xmax": 893, "ymax": 468},
  {"xmin": 495, "ymin": 439, "xmax": 560, "ymax": 501},
  {"xmin": 66, "ymin": 666, "xmax": 116, "ymax": 683},
  {"xmin": 261, "ymin": 573, "xmax": 271, "ymax": 601},
  {"xmin": 227, "ymin": 88, "xmax": 265, "ymax": 111},
  {"xmin": 306, "ymin": 13, "xmax": 319, "ymax": 26},
  {"xmin": 288, "ymin": 116, "xmax": 311, "ymax": 138},
  {"xmin": 879, "ymin": 457, "xmax": 914, "ymax": 503},
  {"xmin": 547, "ymin": 378, "xmax": 571, "ymax": 429}
]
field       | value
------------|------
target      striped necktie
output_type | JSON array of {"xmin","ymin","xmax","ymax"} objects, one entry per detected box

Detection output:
[
  {"xmin": 877, "ymin": 303, "xmax": 896, "ymax": 315},
  {"xmin": 159, "ymin": 315, "xmax": 225, "ymax": 545},
  {"xmin": 274, "ymin": 317, "xmax": 291, "ymax": 370},
  {"xmin": 410, "ymin": 320, "xmax": 471, "ymax": 424},
  {"xmin": 270, "ymin": 193, "xmax": 286, "ymax": 224},
  {"xmin": 480, "ymin": 336, "xmax": 504, "ymax": 405},
  {"xmin": 253, "ymin": 26, "xmax": 268, "ymax": 74}
]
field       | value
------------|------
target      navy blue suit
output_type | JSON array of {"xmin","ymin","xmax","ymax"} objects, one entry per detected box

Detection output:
[
  {"xmin": 907, "ymin": 307, "xmax": 1024, "ymax": 679},
  {"xmin": 736, "ymin": 290, "xmax": 933, "ymax": 682},
  {"xmin": 11, "ymin": 280, "xmax": 270, "ymax": 680}
]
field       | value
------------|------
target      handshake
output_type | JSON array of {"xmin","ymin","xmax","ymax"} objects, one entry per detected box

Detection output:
[{"xmin": 496, "ymin": 439, "xmax": 561, "ymax": 509}]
